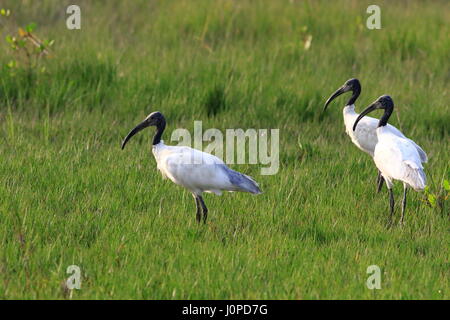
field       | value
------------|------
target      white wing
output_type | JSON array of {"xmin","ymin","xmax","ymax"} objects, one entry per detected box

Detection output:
[
  {"xmin": 153, "ymin": 143, "xmax": 260, "ymax": 195},
  {"xmin": 381, "ymin": 124, "xmax": 428, "ymax": 163},
  {"xmin": 374, "ymin": 130, "xmax": 426, "ymax": 191}
]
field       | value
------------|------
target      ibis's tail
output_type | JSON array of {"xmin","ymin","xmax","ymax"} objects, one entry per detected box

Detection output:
[
  {"xmin": 220, "ymin": 165, "xmax": 262, "ymax": 194},
  {"xmin": 403, "ymin": 160, "xmax": 427, "ymax": 191},
  {"xmin": 409, "ymin": 139, "xmax": 428, "ymax": 163}
]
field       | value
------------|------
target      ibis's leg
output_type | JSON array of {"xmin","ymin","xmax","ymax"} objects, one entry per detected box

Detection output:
[
  {"xmin": 198, "ymin": 195, "xmax": 208, "ymax": 224},
  {"xmin": 388, "ymin": 188, "xmax": 395, "ymax": 226},
  {"xmin": 194, "ymin": 196, "xmax": 202, "ymax": 223},
  {"xmin": 400, "ymin": 184, "xmax": 408, "ymax": 226},
  {"xmin": 376, "ymin": 171, "xmax": 385, "ymax": 193}
]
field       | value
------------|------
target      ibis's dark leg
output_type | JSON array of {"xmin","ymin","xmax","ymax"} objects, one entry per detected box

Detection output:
[
  {"xmin": 198, "ymin": 195, "xmax": 208, "ymax": 224},
  {"xmin": 194, "ymin": 196, "xmax": 202, "ymax": 223},
  {"xmin": 388, "ymin": 188, "xmax": 395, "ymax": 226},
  {"xmin": 376, "ymin": 171, "xmax": 385, "ymax": 193},
  {"xmin": 400, "ymin": 185, "xmax": 408, "ymax": 226}
]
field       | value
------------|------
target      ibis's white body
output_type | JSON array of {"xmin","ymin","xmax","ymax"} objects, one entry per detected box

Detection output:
[
  {"xmin": 152, "ymin": 141, "xmax": 261, "ymax": 196},
  {"xmin": 372, "ymin": 126, "xmax": 427, "ymax": 191},
  {"xmin": 343, "ymin": 105, "xmax": 427, "ymax": 162}
]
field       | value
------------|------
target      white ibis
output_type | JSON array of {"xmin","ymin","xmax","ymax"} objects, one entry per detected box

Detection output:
[
  {"xmin": 353, "ymin": 95, "xmax": 427, "ymax": 225},
  {"xmin": 324, "ymin": 78, "xmax": 427, "ymax": 192},
  {"xmin": 121, "ymin": 111, "xmax": 262, "ymax": 224}
]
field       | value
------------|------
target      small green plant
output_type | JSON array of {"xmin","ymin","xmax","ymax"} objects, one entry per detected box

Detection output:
[
  {"xmin": 1, "ymin": 8, "xmax": 54, "ymax": 78},
  {"xmin": 422, "ymin": 179, "xmax": 450, "ymax": 216}
]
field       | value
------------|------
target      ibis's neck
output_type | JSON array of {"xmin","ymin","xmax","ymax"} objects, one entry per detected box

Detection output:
[
  {"xmin": 152, "ymin": 120, "xmax": 166, "ymax": 145},
  {"xmin": 344, "ymin": 104, "xmax": 356, "ymax": 113},
  {"xmin": 378, "ymin": 107, "xmax": 393, "ymax": 128},
  {"xmin": 346, "ymin": 84, "xmax": 361, "ymax": 107}
]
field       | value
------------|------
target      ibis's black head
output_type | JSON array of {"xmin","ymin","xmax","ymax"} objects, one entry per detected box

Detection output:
[
  {"xmin": 143, "ymin": 111, "xmax": 165, "ymax": 127},
  {"xmin": 323, "ymin": 78, "xmax": 361, "ymax": 111},
  {"xmin": 353, "ymin": 95, "xmax": 394, "ymax": 131},
  {"xmin": 374, "ymin": 95, "xmax": 394, "ymax": 110},
  {"xmin": 121, "ymin": 111, "xmax": 166, "ymax": 149}
]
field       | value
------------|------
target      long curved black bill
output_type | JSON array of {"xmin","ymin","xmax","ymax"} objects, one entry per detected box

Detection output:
[
  {"xmin": 323, "ymin": 87, "xmax": 345, "ymax": 111},
  {"xmin": 352, "ymin": 103, "xmax": 377, "ymax": 131},
  {"xmin": 121, "ymin": 121, "xmax": 149, "ymax": 150}
]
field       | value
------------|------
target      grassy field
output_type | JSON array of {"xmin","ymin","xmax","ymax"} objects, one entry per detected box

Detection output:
[{"xmin": 0, "ymin": 0, "xmax": 449, "ymax": 299}]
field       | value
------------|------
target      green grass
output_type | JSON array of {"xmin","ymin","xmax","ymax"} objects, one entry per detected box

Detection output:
[{"xmin": 0, "ymin": 0, "xmax": 449, "ymax": 299}]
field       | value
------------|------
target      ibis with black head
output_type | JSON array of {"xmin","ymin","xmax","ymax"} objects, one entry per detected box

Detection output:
[
  {"xmin": 324, "ymin": 78, "xmax": 427, "ymax": 192},
  {"xmin": 121, "ymin": 112, "xmax": 262, "ymax": 224},
  {"xmin": 353, "ymin": 95, "xmax": 427, "ymax": 225}
]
